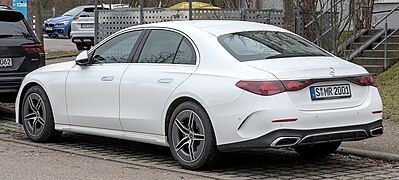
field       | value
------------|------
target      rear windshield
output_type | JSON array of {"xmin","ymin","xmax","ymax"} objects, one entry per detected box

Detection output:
[
  {"xmin": 218, "ymin": 31, "xmax": 330, "ymax": 62},
  {"xmin": 0, "ymin": 12, "xmax": 31, "ymax": 37},
  {"xmin": 63, "ymin": 6, "xmax": 85, "ymax": 16}
]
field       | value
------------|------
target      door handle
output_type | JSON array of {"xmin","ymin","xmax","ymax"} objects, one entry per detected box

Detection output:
[
  {"xmin": 157, "ymin": 78, "xmax": 173, "ymax": 84},
  {"xmin": 101, "ymin": 76, "xmax": 114, "ymax": 81}
]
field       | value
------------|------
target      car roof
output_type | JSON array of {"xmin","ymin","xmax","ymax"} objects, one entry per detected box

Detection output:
[
  {"xmin": 0, "ymin": 5, "xmax": 12, "ymax": 10},
  {"xmin": 130, "ymin": 20, "xmax": 290, "ymax": 37}
]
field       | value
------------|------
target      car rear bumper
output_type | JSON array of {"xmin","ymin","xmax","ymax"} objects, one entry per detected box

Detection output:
[
  {"xmin": 0, "ymin": 72, "xmax": 27, "ymax": 93},
  {"xmin": 72, "ymin": 37, "xmax": 94, "ymax": 46},
  {"xmin": 218, "ymin": 119, "xmax": 383, "ymax": 152},
  {"xmin": 208, "ymin": 86, "xmax": 383, "ymax": 150}
]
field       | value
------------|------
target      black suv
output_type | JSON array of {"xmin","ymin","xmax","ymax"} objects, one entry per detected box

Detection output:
[{"xmin": 0, "ymin": 9, "xmax": 45, "ymax": 102}]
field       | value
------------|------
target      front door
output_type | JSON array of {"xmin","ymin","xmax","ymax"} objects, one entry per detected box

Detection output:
[{"xmin": 66, "ymin": 30, "xmax": 143, "ymax": 130}]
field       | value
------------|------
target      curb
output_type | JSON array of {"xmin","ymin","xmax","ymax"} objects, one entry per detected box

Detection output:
[
  {"xmin": 338, "ymin": 147, "xmax": 399, "ymax": 162},
  {"xmin": 46, "ymin": 54, "xmax": 77, "ymax": 60}
]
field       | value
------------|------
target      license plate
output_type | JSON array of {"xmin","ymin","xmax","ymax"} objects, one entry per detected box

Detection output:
[
  {"xmin": 81, "ymin": 24, "xmax": 94, "ymax": 28},
  {"xmin": 310, "ymin": 84, "xmax": 351, "ymax": 100},
  {"xmin": 45, "ymin": 27, "xmax": 53, "ymax": 31},
  {"xmin": 0, "ymin": 58, "xmax": 12, "ymax": 67}
]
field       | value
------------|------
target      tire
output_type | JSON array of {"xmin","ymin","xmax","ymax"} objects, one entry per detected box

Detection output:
[
  {"xmin": 67, "ymin": 28, "xmax": 71, "ymax": 39},
  {"xmin": 168, "ymin": 101, "xmax": 220, "ymax": 170},
  {"xmin": 294, "ymin": 141, "xmax": 342, "ymax": 158},
  {"xmin": 21, "ymin": 85, "xmax": 62, "ymax": 142},
  {"xmin": 83, "ymin": 44, "xmax": 91, "ymax": 50},
  {"xmin": 76, "ymin": 44, "xmax": 84, "ymax": 50}
]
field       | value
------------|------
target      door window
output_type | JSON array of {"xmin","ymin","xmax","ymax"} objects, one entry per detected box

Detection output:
[
  {"xmin": 174, "ymin": 38, "xmax": 196, "ymax": 65},
  {"xmin": 91, "ymin": 30, "xmax": 142, "ymax": 64},
  {"xmin": 138, "ymin": 30, "xmax": 182, "ymax": 64},
  {"xmin": 138, "ymin": 30, "xmax": 196, "ymax": 65}
]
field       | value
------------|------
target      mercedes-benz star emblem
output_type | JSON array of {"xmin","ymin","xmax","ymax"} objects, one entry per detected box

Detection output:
[{"xmin": 329, "ymin": 67, "xmax": 335, "ymax": 77}]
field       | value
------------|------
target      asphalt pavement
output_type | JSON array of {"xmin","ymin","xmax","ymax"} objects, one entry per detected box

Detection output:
[
  {"xmin": 43, "ymin": 37, "xmax": 76, "ymax": 52},
  {"xmin": 343, "ymin": 119, "xmax": 399, "ymax": 155}
]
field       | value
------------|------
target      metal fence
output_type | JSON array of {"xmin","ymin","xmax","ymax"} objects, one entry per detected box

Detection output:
[{"xmin": 95, "ymin": 8, "xmax": 284, "ymax": 42}]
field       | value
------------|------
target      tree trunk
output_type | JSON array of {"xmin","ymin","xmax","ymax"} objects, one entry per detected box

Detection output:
[
  {"xmin": 34, "ymin": 0, "xmax": 44, "ymax": 45},
  {"xmin": 283, "ymin": 0, "xmax": 295, "ymax": 32}
]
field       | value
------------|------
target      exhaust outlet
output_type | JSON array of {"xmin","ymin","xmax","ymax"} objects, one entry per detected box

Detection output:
[
  {"xmin": 270, "ymin": 137, "xmax": 300, "ymax": 147},
  {"xmin": 370, "ymin": 127, "xmax": 383, "ymax": 137}
]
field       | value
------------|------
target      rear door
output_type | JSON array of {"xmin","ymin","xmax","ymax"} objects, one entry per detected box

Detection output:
[{"xmin": 120, "ymin": 29, "xmax": 198, "ymax": 135}]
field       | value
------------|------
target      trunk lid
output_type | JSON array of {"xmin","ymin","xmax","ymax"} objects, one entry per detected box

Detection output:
[{"xmin": 245, "ymin": 57, "xmax": 370, "ymax": 111}]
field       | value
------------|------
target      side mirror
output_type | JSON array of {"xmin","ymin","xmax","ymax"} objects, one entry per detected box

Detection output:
[{"xmin": 75, "ymin": 50, "xmax": 89, "ymax": 66}]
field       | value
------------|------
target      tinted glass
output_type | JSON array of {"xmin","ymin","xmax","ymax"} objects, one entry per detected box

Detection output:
[
  {"xmin": 174, "ymin": 38, "xmax": 196, "ymax": 65},
  {"xmin": 63, "ymin": 6, "xmax": 85, "ymax": 16},
  {"xmin": 91, "ymin": 31, "xmax": 142, "ymax": 64},
  {"xmin": 218, "ymin": 31, "xmax": 329, "ymax": 62},
  {"xmin": 0, "ymin": 12, "xmax": 31, "ymax": 37},
  {"xmin": 138, "ymin": 30, "xmax": 183, "ymax": 64}
]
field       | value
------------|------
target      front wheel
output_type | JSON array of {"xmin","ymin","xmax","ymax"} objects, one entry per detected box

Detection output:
[
  {"xmin": 168, "ymin": 101, "xmax": 220, "ymax": 170},
  {"xmin": 294, "ymin": 141, "xmax": 342, "ymax": 158},
  {"xmin": 21, "ymin": 85, "xmax": 62, "ymax": 142}
]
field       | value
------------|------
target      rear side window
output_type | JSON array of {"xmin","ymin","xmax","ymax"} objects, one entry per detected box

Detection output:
[
  {"xmin": 0, "ymin": 11, "xmax": 31, "ymax": 37},
  {"xmin": 174, "ymin": 38, "xmax": 196, "ymax": 65},
  {"xmin": 138, "ymin": 30, "xmax": 182, "ymax": 64},
  {"xmin": 218, "ymin": 31, "xmax": 329, "ymax": 62},
  {"xmin": 138, "ymin": 30, "xmax": 196, "ymax": 65}
]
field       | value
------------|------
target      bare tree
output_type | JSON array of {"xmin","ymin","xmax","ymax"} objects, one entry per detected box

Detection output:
[{"xmin": 283, "ymin": 0, "xmax": 295, "ymax": 32}]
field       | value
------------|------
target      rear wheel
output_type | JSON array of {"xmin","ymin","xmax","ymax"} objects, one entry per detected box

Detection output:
[
  {"xmin": 168, "ymin": 101, "xmax": 220, "ymax": 170},
  {"xmin": 294, "ymin": 141, "xmax": 341, "ymax": 158},
  {"xmin": 21, "ymin": 85, "xmax": 62, "ymax": 142},
  {"xmin": 76, "ymin": 44, "xmax": 84, "ymax": 50}
]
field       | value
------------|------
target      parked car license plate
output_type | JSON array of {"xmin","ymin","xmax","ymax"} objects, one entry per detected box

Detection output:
[
  {"xmin": 81, "ymin": 24, "xmax": 94, "ymax": 28},
  {"xmin": 0, "ymin": 58, "xmax": 12, "ymax": 67},
  {"xmin": 310, "ymin": 84, "xmax": 351, "ymax": 100},
  {"xmin": 45, "ymin": 27, "xmax": 53, "ymax": 31}
]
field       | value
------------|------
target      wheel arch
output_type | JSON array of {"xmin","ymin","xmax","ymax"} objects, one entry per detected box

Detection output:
[
  {"xmin": 164, "ymin": 96, "xmax": 214, "ymax": 143},
  {"xmin": 17, "ymin": 82, "xmax": 46, "ymax": 124}
]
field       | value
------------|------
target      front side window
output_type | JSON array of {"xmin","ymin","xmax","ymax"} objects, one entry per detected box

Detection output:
[
  {"xmin": 91, "ymin": 30, "xmax": 142, "ymax": 64},
  {"xmin": 218, "ymin": 31, "xmax": 330, "ymax": 62}
]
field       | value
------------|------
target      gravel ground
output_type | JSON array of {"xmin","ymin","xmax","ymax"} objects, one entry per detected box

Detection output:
[{"xmin": 0, "ymin": 139, "xmax": 210, "ymax": 180}]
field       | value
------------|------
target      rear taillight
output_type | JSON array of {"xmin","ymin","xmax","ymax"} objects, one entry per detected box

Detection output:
[
  {"xmin": 347, "ymin": 74, "xmax": 377, "ymax": 87},
  {"xmin": 22, "ymin": 43, "xmax": 45, "ymax": 55},
  {"xmin": 236, "ymin": 80, "xmax": 286, "ymax": 96},
  {"xmin": 236, "ymin": 74, "xmax": 377, "ymax": 96},
  {"xmin": 73, "ymin": 16, "xmax": 78, "ymax": 21},
  {"xmin": 281, "ymin": 80, "xmax": 313, "ymax": 91}
]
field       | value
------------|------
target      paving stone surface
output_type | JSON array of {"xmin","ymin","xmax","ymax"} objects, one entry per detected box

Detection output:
[{"xmin": 1, "ymin": 104, "xmax": 399, "ymax": 179}]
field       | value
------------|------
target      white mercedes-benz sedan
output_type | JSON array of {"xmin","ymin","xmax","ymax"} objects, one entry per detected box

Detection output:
[{"xmin": 15, "ymin": 20, "xmax": 383, "ymax": 170}]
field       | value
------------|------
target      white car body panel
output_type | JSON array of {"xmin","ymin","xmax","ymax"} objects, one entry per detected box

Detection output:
[
  {"xmin": 16, "ymin": 20, "xmax": 383, "ymax": 149},
  {"xmin": 65, "ymin": 63, "xmax": 128, "ymax": 130},
  {"xmin": 120, "ymin": 64, "xmax": 197, "ymax": 134},
  {"xmin": 70, "ymin": 17, "xmax": 94, "ymax": 38},
  {"xmin": 15, "ymin": 62, "xmax": 76, "ymax": 125}
]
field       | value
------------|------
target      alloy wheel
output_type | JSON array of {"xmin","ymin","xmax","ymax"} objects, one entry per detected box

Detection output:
[
  {"xmin": 171, "ymin": 110, "xmax": 206, "ymax": 163},
  {"xmin": 23, "ymin": 93, "xmax": 46, "ymax": 137}
]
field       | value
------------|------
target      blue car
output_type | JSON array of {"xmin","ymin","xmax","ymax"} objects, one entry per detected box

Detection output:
[{"xmin": 43, "ymin": 6, "xmax": 94, "ymax": 38}]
